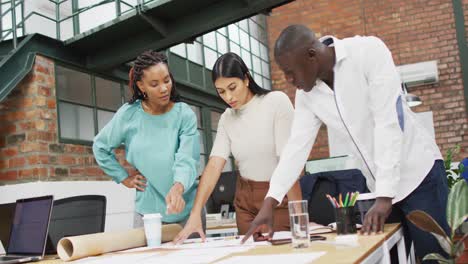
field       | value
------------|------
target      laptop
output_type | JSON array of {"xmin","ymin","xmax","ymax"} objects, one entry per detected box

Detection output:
[{"xmin": 0, "ymin": 195, "xmax": 54, "ymax": 264}]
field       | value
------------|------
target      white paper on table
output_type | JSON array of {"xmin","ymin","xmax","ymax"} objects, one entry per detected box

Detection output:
[
  {"xmin": 272, "ymin": 231, "xmax": 292, "ymax": 240},
  {"xmin": 216, "ymin": 252, "xmax": 327, "ymax": 264},
  {"xmin": 161, "ymin": 236, "xmax": 269, "ymax": 249},
  {"xmin": 69, "ymin": 252, "xmax": 162, "ymax": 264},
  {"xmin": 138, "ymin": 246, "xmax": 255, "ymax": 264}
]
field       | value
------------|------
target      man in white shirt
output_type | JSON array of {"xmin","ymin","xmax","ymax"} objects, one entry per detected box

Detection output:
[{"xmin": 242, "ymin": 25, "xmax": 449, "ymax": 261}]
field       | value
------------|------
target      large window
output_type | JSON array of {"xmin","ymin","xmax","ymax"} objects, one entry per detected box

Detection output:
[
  {"xmin": 56, "ymin": 64, "xmax": 126, "ymax": 144},
  {"xmin": 169, "ymin": 15, "xmax": 272, "ymax": 90},
  {"xmin": 55, "ymin": 15, "xmax": 269, "ymax": 175}
]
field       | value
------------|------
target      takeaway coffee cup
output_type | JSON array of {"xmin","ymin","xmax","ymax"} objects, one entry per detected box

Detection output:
[{"xmin": 142, "ymin": 213, "xmax": 162, "ymax": 247}]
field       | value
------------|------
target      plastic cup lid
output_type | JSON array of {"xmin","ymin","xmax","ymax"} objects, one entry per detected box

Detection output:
[
  {"xmin": 356, "ymin": 192, "xmax": 376, "ymax": 201},
  {"xmin": 143, "ymin": 213, "xmax": 162, "ymax": 219}
]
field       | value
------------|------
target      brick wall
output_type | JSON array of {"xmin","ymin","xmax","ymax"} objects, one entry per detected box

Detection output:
[
  {"xmin": 267, "ymin": 0, "xmax": 468, "ymax": 160},
  {"xmin": 0, "ymin": 55, "xmax": 129, "ymax": 184}
]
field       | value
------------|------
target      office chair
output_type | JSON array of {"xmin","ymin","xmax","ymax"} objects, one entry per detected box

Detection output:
[{"xmin": 46, "ymin": 195, "xmax": 106, "ymax": 254}]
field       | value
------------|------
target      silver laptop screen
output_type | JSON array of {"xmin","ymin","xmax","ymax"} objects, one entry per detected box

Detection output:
[{"xmin": 7, "ymin": 196, "xmax": 53, "ymax": 256}]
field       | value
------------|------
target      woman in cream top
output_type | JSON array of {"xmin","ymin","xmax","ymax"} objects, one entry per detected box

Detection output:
[{"xmin": 174, "ymin": 52, "xmax": 302, "ymax": 243}]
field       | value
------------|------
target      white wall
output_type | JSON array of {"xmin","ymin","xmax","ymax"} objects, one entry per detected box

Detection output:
[{"xmin": 0, "ymin": 181, "xmax": 135, "ymax": 232}]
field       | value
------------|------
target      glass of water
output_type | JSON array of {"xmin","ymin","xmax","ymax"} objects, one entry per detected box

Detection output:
[{"xmin": 288, "ymin": 200, "xmax": 310, "ymax": 248}]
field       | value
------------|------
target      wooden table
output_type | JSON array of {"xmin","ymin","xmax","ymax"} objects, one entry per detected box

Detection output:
[
  {"xmin": 37, "ymin": 223, "xmax": 405, "ymax": 264},
  {"xmin": 213, "ymin": 223, "xmax": 406, "ymax": 264}
]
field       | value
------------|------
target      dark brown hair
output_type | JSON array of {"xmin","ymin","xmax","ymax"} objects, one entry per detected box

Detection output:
[{"xmin": 212, "ymin": 52, "xmax": 269, "ymax": 108}]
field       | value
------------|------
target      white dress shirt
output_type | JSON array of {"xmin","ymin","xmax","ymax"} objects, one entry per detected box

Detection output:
[{"xmin": 266, "ymin": 35, "xmax": 442, "ymax": 203}]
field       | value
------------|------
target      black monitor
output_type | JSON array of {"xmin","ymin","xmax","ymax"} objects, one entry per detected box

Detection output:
[{"xmin": 205, "ymin": 170, "xmax": 238, "ymax": 215}]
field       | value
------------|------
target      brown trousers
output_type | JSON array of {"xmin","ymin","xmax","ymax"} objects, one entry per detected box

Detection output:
[{"xmin": 234, "ymin": 176, "xmax": 290, "ymax": 235}]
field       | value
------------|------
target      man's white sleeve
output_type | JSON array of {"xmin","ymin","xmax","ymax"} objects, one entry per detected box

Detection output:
[{"xmin": 266, "ymin": 91, "xmax": 322, "ymax": 203}]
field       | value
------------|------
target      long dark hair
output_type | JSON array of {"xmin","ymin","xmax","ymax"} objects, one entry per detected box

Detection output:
[
  {"xmin": 128, "ymin": 50, "xmax": 180, "ymax": 104},
  {"xmin": 212, "ymin": 52, "xmax": 270, "ymax": 107}
]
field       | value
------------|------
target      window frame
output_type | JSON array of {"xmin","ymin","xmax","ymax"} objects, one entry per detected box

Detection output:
[{"xmin": 55, "ymin": 61, "xmax": 126, "ymax": 146}]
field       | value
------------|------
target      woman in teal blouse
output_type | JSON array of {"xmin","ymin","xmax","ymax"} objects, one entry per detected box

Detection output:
[{"xmin": 93, "ymin": 50, "xmax": 201, "ymax": 227}]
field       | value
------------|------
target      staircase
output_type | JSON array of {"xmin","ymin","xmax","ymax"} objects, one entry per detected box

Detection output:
[{"xmin": 0, "ymin": 0, "xmax": 293, "ymax": 102}]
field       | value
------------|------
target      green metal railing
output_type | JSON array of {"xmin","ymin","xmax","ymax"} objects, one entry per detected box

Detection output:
[{"xmin": 0, "ymin": 0, "xmax": 158, "ymax": 49}]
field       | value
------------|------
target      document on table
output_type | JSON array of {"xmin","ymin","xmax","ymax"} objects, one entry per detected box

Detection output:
[
  {"xmin": 216, "ymin": 252, "xmax": 327, "ymax": 264},
  {"xmin": 160, "ymin": 236, "xmax": 269, "ymax": 249},
  {"xmin": 71, "ymin": 236, "xmax": 268, "ymax": 263},
  {"xmin": 70, "ymin": 252, "xmax": 163, "ymax": 264},
  {"xmin": 71, "ymin": 246, "xmax": 255, "ymax": 264},
  {"xmin": 146, "ymin": 247, "xmax": 254, "ymax": 264}
]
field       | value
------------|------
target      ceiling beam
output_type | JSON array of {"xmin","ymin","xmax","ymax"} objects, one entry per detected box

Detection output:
[{"xmin": 85, "ymin": 0, "xmax": 293, "ymax": 70}]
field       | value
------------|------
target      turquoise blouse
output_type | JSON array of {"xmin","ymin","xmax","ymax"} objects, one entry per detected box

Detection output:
[{"xmin": 93, "ymin": 100, "xmax": 200, "ymax": 223}]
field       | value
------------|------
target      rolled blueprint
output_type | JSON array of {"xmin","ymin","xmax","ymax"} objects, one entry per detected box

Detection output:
[{"xmin": 57, "ymin": 224, "xmax": 182, "ymax": 261}]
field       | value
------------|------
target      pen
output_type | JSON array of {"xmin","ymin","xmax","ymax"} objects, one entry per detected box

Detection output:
[
  {"xmin": 339, "ymin": 193, "xmax": 343, "ymax": 207},
  {"xmin": 344, "ymin": 192, "xmax": 349, "ymax": 207}
]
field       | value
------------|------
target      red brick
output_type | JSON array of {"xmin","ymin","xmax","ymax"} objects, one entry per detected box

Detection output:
[
  {"xmin": 34, "ymin": 96, "xmax": 47, "ymax": 107},
  {"xmin": 85, "ymin": 167, "xmax": 105, "ymax": 176},
  {"xmin": 0, "ymin": 160, "xmax": 8, "ymax": 170},
  {"xmin": 64, "ymin": 145, "xmax": 86, "ymax": 154},
  {"xmin": 37, "ymin": 85, "xmax": 51, "ymax": 97},
  {"xmin": 70, "ymin": 167, "xmax": 85, "ymax": 175},
  {"xmin": 58, "ymin": 155, "xmax": 76, "ymax": 165},
  {"xmin": 0, "ymin": 170, "xmax": 18, "ymax": 180},
  {"xmin": 26, "ymin": 131, "xmax": 55, "ymax": 142},
  {"xmin": 32, "ymin": 73, "xmax": 46, "ymax": 84},
  {"xmin": 47, "ymin": 99, "xmax": 56, "ymax": 109},
  {"xmin": 34, "ymin": 120, "xmax": 47, "ymax": 131},
  {"xmin": 2, "ymin": 111, "xmax": 26, "ymax": 122},
  {"xmin": 35, "ymin": 65, "xmax": 50, "ymax": 75},
  {"xmin": 27, "ymin": 155, "xmax": 39, "ymax": 165},
  {"xmin": 2, "ymin": 147, "xmax": 18, "ymax": 156},
  {"xmin": 0, "ymin": 123, "xmax": 16, "ymax": 134},
  {"xmin": 20, "ymin": 142, "xmax": 48, "ymax": 153},
  {"xmin": 9, "ymin": 157, "xmax": 26, "ymax": 168},
  {"xmin": 19, "ymin": 169, "xmax": 34, "ymax": 178},
  {"xmin": 18, "ymin": 121, "xmax": 35, "ymax": 131}
]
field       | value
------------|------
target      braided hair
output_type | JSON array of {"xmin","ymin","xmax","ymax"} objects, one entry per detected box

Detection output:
[{"xmin": 128, "ymin": 50, "xmax": 180, "ymax": 104}]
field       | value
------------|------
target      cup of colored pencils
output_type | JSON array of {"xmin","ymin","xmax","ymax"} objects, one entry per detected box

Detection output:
[{"xmin": 326, "ymin": 192, "xmax": 359, "ymax": 235}]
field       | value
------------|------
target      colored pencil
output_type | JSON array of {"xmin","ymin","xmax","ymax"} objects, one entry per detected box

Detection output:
[
  {"xmin": 325, "ymin": 194, "xmax": 336, "ymax": 208},
  {"xmin": 344, "ymin": 192, "xmax": 349, "ymax": 207},
  {"xmin": 351, "ymin": 192, "xmax": 360, "ymax": 206}
]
